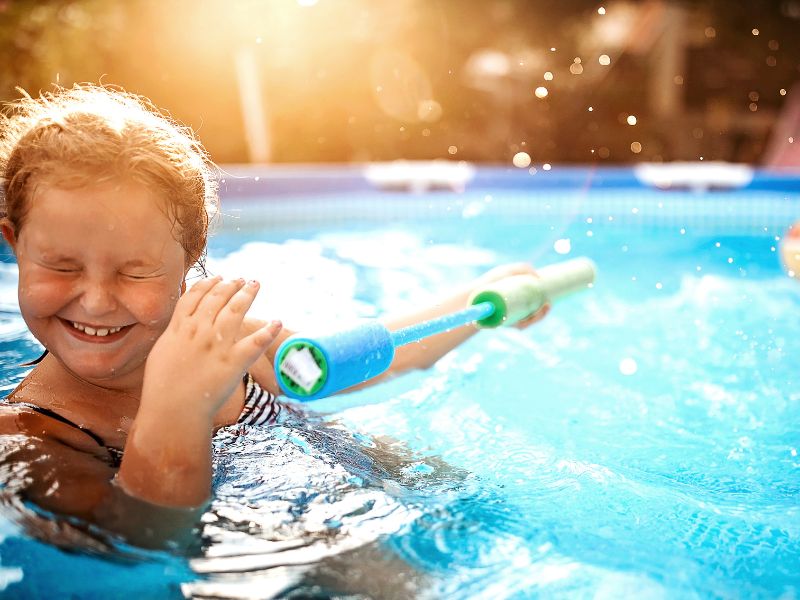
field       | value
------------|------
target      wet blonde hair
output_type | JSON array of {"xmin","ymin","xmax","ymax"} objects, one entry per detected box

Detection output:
[{"xmin": 0, "ymin": 83, "xmax": 218, "ymax": 272}]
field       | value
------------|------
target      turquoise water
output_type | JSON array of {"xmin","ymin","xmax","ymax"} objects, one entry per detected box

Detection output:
[{"xmin": 0, "ymin": 187, "xmax": 799, "ymax": 597}]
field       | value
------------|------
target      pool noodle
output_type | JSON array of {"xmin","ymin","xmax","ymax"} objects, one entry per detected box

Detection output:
[
  {"xmin": 389, "ymin": 302, "xmax": 495, "ymax": 347},
  {"xmin": 275, "ymin": 257, "xmax": 596, "ymax": 401}
]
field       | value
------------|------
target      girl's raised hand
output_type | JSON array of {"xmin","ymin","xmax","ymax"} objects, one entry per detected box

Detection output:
[{"xmin": 140, "ymin": 277, "xmax": 282, "ymax": 422}]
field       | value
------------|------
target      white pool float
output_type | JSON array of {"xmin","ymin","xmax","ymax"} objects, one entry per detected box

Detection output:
[{"xmin": 364, "ymin": 160, "xmax": 475, "ymax": 192}]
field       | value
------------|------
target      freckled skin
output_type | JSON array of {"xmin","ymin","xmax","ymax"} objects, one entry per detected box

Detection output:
[{"xmin": 9, "ymin": 181, "xmax": 187, "ymax": 392}]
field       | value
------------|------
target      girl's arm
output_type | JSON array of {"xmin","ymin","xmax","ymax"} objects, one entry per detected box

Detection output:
[
  {"xmin": 0, "ymin": 411, "xmax": 202, "ymax": 550},
  {"xmin": 383, "ymin": 263, "xmax": 549, "ymax": 375},
  {"xmin": 117, "ymin": 277, "xmax": 281, "ymax": 508},
  {"xmin": 246, "ymin": 264, "xmax": 549, "ymax": 397}
]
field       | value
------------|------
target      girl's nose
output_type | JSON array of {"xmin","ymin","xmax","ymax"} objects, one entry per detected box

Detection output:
[{"xmin": 79, "ymin": 280, "xmax": 118, "ymax": 316}]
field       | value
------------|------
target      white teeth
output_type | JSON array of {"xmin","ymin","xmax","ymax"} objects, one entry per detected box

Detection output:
[{"xmin": 70, "ymin": 322, "xmax": 123, "ymax": 336}]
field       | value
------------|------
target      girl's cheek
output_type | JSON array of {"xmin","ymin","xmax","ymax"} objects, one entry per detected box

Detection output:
[
  {"xmin": 18, "ymin": 277, "xmax": 73, "ymax": 315},
  {"xmin": 129, "ymin": 284, "xmax": 181, "ymax": 326}
]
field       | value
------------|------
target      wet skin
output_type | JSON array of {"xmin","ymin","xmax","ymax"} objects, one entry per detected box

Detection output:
[{"xmin": 7, "ymin": 180, "xmax": 187, "ymax": 393}]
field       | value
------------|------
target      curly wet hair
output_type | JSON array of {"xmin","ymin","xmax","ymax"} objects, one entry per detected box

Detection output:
[{"xmin": 0, "ymin": 83, "xmax": 218, "ymax": 273}]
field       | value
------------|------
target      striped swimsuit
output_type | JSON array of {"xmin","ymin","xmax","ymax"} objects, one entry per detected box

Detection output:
[{"xmin": 238, "ymin": 373, "xmax": 281, "ymax": 426}]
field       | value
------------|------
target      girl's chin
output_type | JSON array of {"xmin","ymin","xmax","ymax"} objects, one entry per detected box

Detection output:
[{"xmin": 57, "ymin": 354, "xmax": 145, "ymax": 385}]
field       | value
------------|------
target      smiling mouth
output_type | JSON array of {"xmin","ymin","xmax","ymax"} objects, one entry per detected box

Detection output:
[{"xmin": 60, "ymin": 318, "xmax": 133, "ymax": 340}]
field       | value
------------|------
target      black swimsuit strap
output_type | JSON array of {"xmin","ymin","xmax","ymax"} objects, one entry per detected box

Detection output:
[
  {"xmin": 8, "ymin": 401, "xmax": 107, "ymax": 448},
  {"xmin": 20, "ymin": 350, "xmax": 48, "ymax": 367},
  {"xmin": 3, "ymin": 400, "xmax": 123, "ymax": 466}
]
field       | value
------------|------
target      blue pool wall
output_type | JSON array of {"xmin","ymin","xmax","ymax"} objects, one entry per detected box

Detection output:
[{"xmin": 216, "ymin": 164, "xmax": 800, "ymax": 199}]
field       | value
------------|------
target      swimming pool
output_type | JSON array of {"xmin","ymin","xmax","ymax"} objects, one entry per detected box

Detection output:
[{"xmin": 0, "ymin": 164, "xmax": 799, "ymax": 598}]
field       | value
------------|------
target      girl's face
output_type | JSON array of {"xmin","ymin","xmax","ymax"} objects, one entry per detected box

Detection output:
[{"xmin": 5, "ymin": 179, "xmax": 188, "ymax": 390}]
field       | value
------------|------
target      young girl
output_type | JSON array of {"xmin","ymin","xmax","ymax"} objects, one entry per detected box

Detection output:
[{"xmin": 0, "ymin": 84, "xmax": 547, "ymax": 545}]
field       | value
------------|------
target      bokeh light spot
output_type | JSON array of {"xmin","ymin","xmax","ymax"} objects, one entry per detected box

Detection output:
[{"xmin": 512, "ymin": 152, "xmax": 532, "ymax": 168}]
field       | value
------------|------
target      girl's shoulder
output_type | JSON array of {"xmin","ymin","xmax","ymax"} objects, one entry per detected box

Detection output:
[
  {"xmin": 0, "ymin": 399, "xmax": 114, "ymax": 465},
  {"xmin": 0, "ymin": 402, "xmax": 27, "ymax": 434}
]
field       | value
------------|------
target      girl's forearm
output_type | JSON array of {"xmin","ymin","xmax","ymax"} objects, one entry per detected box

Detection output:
[
  {"xmin": 116, "ymin": 408, "xmax": 214, "ymax": 508},
  {"xmin": 383, "ymin": 287, "xmax": 478, "ymax": 374}
]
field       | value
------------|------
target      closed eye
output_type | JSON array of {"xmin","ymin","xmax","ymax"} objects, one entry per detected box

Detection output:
[{"xmin": 121, "ymin": 272, "xmax": 164, "ymax": 280}]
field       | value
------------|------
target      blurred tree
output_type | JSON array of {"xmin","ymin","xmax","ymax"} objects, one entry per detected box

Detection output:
[{"xmin": 1, "ymin": 0, "xmax": 798, "ymax": 164}]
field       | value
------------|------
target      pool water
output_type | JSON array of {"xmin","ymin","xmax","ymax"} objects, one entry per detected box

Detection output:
[{"xmin": 0, "ymin": 182, "xmax": 799, "ymax": 598}]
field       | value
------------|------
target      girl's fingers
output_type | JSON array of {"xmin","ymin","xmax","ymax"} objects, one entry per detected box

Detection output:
[
  {"xmin": 232, "ymin": 320, "xmax": 282, "ymax": 366},
  {"xmin": 213, "ymin": 280, "xmax": 261, "ymax": 335},
  {"xmin": 173, "ymin": 275, "xmax": 222, "ymax": 317},
  {"xmin": 193, "ymin": 278, "xmax": 246, "ymax": 320},
  {"xmin": 515, "ymin": 303, "xmax": 550, "ymax": 329}
]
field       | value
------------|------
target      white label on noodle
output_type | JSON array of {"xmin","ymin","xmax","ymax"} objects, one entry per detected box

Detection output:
[{"xmin": 280, "ymin": 347, "xmax": 323, "ymax": 392}]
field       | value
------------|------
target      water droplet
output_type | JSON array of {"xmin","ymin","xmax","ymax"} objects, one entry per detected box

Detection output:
[
  {"xmin": 554, "ymin": 238, "xmax": 571, "ymax": 254},
  {"xmin": 619, "ymin": 358, "xmax": 637, "ymax": 375},
  {"xmin": 599, "ymin": 54, "xmax": 611, "ymax": 66}
]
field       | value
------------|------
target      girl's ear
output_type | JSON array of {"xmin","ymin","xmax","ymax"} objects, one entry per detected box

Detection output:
[{"xmin": 0, "ymin": 220, "xmax": 17, "ymax": 250}]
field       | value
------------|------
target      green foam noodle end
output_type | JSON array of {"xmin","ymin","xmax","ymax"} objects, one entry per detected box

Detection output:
[
  {"xmin": 471, "ymin": 291, "xmax": 507, "ymax": 327},
  {"xmin": 277, "ymin": 340, "xmax": 329, "ymax": 397}
]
